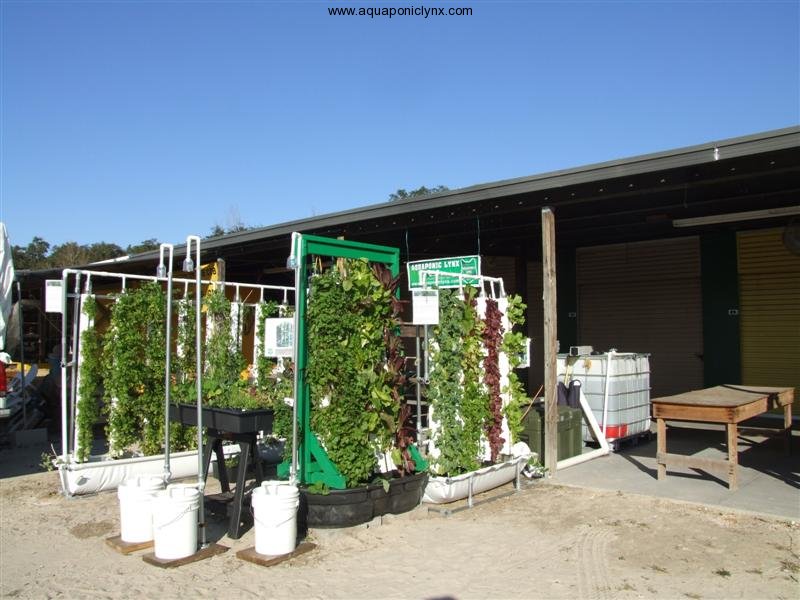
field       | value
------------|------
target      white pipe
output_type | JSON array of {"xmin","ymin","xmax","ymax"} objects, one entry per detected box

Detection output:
[
  {"xmin": 60, "ymin": 271, "xmax": 69, "ymax": 463},
  {"xmin": 557, "ymin": 388, "xmax": 609, "ymax": 470},
  {"xmin": 601, "ymin": 350, "xmax": 615, "ymax": 435},
  {"xmin": 68, "ymin": 274, "xmax": 82, "ymax": 459},
  {"xmin": 59, "ymin": 267, "xmax": 292, "ymax": 295}
]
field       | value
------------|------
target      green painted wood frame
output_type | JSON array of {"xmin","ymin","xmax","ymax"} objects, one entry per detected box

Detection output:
[{"xmin": 280, "ymin": 234, "xmax": 427, "ymax": 489}]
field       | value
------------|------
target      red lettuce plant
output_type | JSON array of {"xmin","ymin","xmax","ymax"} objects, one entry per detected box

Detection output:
[{"xmin": 482, "ymin": 298, "xmax": 505, "ymax": 462}]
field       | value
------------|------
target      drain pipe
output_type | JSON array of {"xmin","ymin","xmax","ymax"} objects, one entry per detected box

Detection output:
[
  {"xmin": 183, "ymin": 235, "xmax": 207, "ymax": 549},
  {"xmin": 158, "ymin": 244, "xmax": 174, "ymax": 482},
  {"xmin": 557, "ymin": 387, "xmax": 610, "ymax": 469},
  {"xmin": 287, "ymin": 232, "xmax": 301, "ymax": 484}
]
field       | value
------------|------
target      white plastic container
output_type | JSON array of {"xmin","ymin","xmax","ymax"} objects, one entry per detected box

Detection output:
[
  {"xmin": 152, "ymin": 484, "xmax": 200, "ymax": 560},
  {"xmin": 117, "ymin": 475, "xmax": 166, "ymax": 543},
  {"xmin": 557, "ymin": 352, "xmax": 651, "ymax": 443},
  {"xmin": 251, "ymin": 481, "xmax": 299, "ymax": 556}
]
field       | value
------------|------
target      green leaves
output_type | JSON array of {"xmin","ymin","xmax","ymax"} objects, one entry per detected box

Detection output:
[
  {"xmin": 501, "ymin": 295, "xmax": 528, "ymax": 444},
  {"xmin": 428, "ymin": 288, "xmax": 486, "ymax": 476},
  {"xmin": 103, "ymin": 282, "xmax": 167, "ymax": 457},
  {"xmin": 76, "ymin": 296, "xmax": 102, "ymax": 462},
  {"xmin": 306, "ymin": 258, "xmax": 406, "ymax": 487}
]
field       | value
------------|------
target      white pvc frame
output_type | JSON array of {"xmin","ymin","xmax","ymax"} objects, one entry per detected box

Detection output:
[{"xmin": 58, "ymin": 267, "xmax": 295, "ymax": 465}]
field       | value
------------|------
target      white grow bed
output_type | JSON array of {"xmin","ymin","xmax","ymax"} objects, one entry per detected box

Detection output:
[
  {"xmin": 58, "ymin": 446, "xmax": 238, "ymax": 496},
  {"xmin": 422, "ymin": 455, "xmax": 529, "ymax": 505}
]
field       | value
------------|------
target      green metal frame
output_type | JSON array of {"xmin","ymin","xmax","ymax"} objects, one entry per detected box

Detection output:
[{"xmin": 279, "ymin": 234, "xmax": 427, "ymax": 489}]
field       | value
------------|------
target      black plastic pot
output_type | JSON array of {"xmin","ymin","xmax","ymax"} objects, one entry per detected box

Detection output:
[
  {"xmin": 169, "ymin": 403, "xmax": 274, "ymax": 434},
  {"xmin": 301, "ymin": 471, "xmax": 429, "ymax": 528}
]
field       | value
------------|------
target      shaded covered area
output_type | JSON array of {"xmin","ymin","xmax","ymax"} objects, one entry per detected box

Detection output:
[{"xmin": 21, "ymin": 127, "xmax": 800, "ymax": 401}]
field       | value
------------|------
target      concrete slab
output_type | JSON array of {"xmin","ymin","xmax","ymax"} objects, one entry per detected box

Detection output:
[{"xmin": 553, "ymin": 422, "xmax": 799, "ymax": 520}]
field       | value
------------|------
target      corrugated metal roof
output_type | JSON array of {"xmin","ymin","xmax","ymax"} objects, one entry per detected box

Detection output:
[{"xmin": 27, "ymin": 125, "xmax": 800, "ymax": 274}]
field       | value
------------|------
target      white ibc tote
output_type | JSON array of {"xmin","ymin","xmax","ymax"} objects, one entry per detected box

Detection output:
[
  {"xmin": 251, "ymin": 481, "xmax": 299, "ymax": 556},
  {"xmin": 152, "ymin": 484, "xmax": 201, "ymax": 560},
  {"xmin": 117, "ymin": 475, "xmax": 166, "ymax": 543}
]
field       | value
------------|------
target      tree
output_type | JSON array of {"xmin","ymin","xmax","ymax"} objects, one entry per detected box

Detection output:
[
  {"xmin": 388, "ymin": 185, "xmax": 449, "ymax": 202},
  {"xmin": 11, "ymin": 237, "xmax": 51, "ymax": 269},
  {"xmin": 126, "ymin": 239, "xmax": 160, "ymax": 255}
]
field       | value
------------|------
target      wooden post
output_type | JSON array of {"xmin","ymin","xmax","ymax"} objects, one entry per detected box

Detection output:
[{"xmin": 541, "ymin": 208, "xmax": 558, "ymax": 476}]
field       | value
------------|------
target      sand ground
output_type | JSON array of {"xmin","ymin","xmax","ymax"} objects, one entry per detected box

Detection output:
[{"xmin": 0, "ymin": 465, "xmax": 798, "ymax": 600}]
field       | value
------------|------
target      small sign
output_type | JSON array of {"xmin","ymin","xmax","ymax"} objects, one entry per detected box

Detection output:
[
  {"xmin": 407, "ymin": 255, "xmax": 480, "ymax": 289},
  {"xmin": 516, "ymin": 337, "xmax": 532, "ymax": 369},
  {"xmin": 45, "ymin": 280, "xmax": 63, "ymax": 313},
  {"xmin": 412, "ymin": 289, "xmax": 439, "ymax": 325},
  {"xmin": 264, "ymin": 318, "xmax": 294, "ymax": 357}
]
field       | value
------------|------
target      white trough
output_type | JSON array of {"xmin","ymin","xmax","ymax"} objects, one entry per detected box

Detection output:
[
  {"xmin": 58, "ymin": 446, "xmax": 238, "ymax": 496},
  {"xmin": 422, "ymin": 455, "xmax": 528, "ymax": 505}
]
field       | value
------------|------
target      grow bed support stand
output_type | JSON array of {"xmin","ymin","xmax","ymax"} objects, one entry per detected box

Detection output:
[{"xmin": 202, "ymin": 428, "xmax": 264, "ymax": 539}]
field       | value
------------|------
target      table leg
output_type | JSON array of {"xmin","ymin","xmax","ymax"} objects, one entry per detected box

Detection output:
[
  {"xmin": 784, "ymin": 403, "xmax": 792, "ymax": 455},
  {"xmin": 202, "ymin": 437, "xmax": 216, "ymax": 484},
  {"xmin": 726, "ymin": 423, "xmax": 738, "ymax": 491},
  {"xmin": 657, "ymin": 417, "xmax": 666, "ymax": 481},
  {"xmin": 212, "ymin": 439, "xmax": 230, "ymax": 493},
  {"xmin": 228, "ymin": 439, "xmax": 252, "ymax": 539}
]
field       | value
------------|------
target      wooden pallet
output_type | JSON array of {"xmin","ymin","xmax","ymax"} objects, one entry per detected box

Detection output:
[
  {"xmin": 142, "ymin": 543, "xmax": 229, "ymax": 568},
  {"xmin": 236, "ymin": 542, "xmax": 316, "ymax": 567},
  {"xmin": 105, "ymin": 535, "xmax": 153, "ymax": 555}
]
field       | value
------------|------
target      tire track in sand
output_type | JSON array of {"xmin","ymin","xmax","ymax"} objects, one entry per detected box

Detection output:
[{"xmin": 575, "ymin": 525, "xmax": 614, "ymax": 600}]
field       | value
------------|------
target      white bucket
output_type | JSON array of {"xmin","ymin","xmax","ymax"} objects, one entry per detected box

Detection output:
[
  {"xmin": 152, "ymin": 484, "xmax": 200, "ymax": 560},
  {"xmin": 117, "ymin": 475, "xmax": 166, "ymax": 543},
  {"xmin": 252, "ymin": 481, "xmax": 299, "ymax": 556}
]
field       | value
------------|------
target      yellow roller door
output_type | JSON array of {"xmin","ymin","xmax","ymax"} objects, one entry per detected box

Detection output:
[{"xmin": 738, "ymin": 228, "xmax": 800, "ymax": 410}]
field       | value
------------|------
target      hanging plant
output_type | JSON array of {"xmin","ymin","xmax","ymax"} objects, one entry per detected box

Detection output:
[
  {"xmin": 371, "ymin": 263, "xmax": 414, "ymax": 475},
  {"xmin": 76, "ymin": 296, "xmax": 103, "ymax": 462},
  {"xmin": 306, "ymin": 258, "xmax": 406, "ymax": 488},
  {"xmin": 482, "ymin": 298, "xmax": 505, "ymax": 462},
  {"xmin": 103, "ymin": 282, "xmax": 166, "ymax": 456},
  {"xmin": 169, "ymin": 294, "xmax": 197, "ymax": 451},
  {"xmin": 427, "ymin": 287, "xmax": 486, "ymax": 476},
  {"xmin": 501, "ymin": 294, "xmax": 528, "ymax": 444}
]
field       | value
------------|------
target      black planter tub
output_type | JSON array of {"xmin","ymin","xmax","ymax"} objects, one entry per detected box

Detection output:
[
  {"xmin": 169, "ymin": 403, "xmax": 274, "ymax": 434},
  {"xmin": 301, "ymin": 471, "xmax": 429, "ymax": 528}
]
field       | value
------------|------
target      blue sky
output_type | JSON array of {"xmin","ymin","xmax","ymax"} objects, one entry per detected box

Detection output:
[{"xmin": 1, "ymin": 1, "xmax": 798, "ymax": 249}]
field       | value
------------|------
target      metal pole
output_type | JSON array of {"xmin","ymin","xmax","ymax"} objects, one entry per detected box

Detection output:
[
  {"xmin": 184, "ymin": 235, "xmax": 206, "ymax": 549},
  {"xmin": 158, "ymin": 244, "xmax": 174, "ymax": 482},
  {"xmin": 288, "ymin": 232, "xmax": 301, "ymax": 483}
]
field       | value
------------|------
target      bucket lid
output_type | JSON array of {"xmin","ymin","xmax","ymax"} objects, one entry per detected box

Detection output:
[
  {"xmin": 257, "ymin": 480, "xmax": 299, "ymax": 498},
  {"xmin": 120, "ymin": 475, "xmax": 165, "ymax": 492}
]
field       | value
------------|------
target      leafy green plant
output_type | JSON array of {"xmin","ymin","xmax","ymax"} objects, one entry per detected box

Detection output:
[
  {"xmin": 427, "ymin": 288, "xmax": 486, "ymax": 476},
  {"xmin": 501, "ymin": 294, "xmax": 527, "ymax": 444},
  {"xmin": 306, "ymin": 258, "xmax": 408, "ymax": 488},
  {"xmin": 103, "ymin": 282, "xmax": 166, "ymax": 456},
  {"xmin": 202, "ymin": 287, "xmax": 247, "ymax": 407},
  {"xmin": 169, "ymin": 295, "xmax": 198, "ymax": 451},
  {"xmin": 76, "ymin": 295, "xmax": 103, "ymax": 462}
]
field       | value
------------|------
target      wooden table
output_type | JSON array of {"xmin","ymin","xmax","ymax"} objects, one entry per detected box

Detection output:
[{"xmin": 652, "ymin": 385, "xmax": 794, "ymax": 490}]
